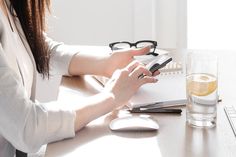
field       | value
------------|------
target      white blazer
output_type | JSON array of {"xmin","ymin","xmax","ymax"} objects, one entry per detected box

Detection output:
[{"xmin": 0, "ymin": 1, "xmax": 79, "ymax": 156}]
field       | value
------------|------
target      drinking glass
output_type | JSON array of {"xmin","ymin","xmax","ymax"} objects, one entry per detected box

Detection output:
[{"xmin": 186, "ymin": 52, "xmax": 218, "ymax": 128}]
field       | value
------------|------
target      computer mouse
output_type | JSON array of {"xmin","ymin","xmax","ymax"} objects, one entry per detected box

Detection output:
[{"xmin": 109, "ymin": 116, "xmax": 159, "ymax": 131}]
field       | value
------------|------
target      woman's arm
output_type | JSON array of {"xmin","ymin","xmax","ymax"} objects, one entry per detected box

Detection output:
[
  {"xmin": 68, "ymin": 46, "xmax": 151, "ymax": 77},
  {"xmin": 45, "ymin": 34, "xmax": 151, "ymax": 77},
  {"xmin": 68, "ymin": 51, "xmax": 109, "ymax": 76},
  {"xmin": 73, "ymin": 92, "xmax": 115, "ymax": 131}
]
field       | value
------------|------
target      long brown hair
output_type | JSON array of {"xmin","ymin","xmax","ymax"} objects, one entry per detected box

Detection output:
[{"xmin": 10, "ymin": 0, "xmax": 51, "ymax": 78}]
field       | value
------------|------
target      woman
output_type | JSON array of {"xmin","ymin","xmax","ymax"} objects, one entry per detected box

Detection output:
[{"xmin": 0, "ymin": 0, "xmax": 158, "ymax": 156}]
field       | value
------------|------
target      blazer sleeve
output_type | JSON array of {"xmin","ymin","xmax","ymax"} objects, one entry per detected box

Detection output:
[
  {"xmin": 0, "ymin": 44, "xmax": 76, "ymax": 153},
  {"xmin": 45, "ymin": 34, "xmax": 80, "ymax": 76}
]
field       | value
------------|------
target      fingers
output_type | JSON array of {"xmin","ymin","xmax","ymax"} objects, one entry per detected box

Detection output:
[
  {"xmin": 112, "ymin": 61, "xmax": 142, "ymax": 79},
  {"xmin": 131, "ymin": 46, "xmax": 151, "ymax": 56},
  {"xmin": 130, "ymin": 64, "xmax": 158, "ymax": 84},
  {"xmin": 140, "ymin": 76, "xmax": 158, "ymax": 85},
  {"xmin": 126, "ymin": 61, "xmax": 159, "ymax": 79},
  {"xmin": 130, "ymin": 65, "xmax": 152, "ymax": 78},
  {"xmin": 125, "ymin": 60, "xmax": 142, "ymax": 73},
  {"xmin": 152, "ymin": 70, "xmax": 160, "ymax": 76},
  {"xmin": 122, "ymin": 60, "xmax": 159, "ymax": 85}
]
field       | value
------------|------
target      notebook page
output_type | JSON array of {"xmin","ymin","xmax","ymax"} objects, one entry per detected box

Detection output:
[{"xmin": 128, "ymin": 61, "xmax": 187, "ymax": 108}]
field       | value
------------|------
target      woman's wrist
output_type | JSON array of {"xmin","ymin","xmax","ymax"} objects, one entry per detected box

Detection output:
[
  {"xmin": 101, "ymin": 90, "xmax": 119, "ymax": 109},
  {"xmin": 74, "ymin": 91, "xmax": 119, "ymax": 131},
  {"xmin": 101, "ymin": 56, "xmax": 113, "ymax": 77}
]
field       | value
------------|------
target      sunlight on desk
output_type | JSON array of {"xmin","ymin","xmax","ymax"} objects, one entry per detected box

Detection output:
[
  {"xmin": 67, "ymin": 135, "xmax": 162, "ymax": 157},
  {"xmin": 46, "ymin": 111, "xmax": 162, "ymax": 157},
  {"xmin": 47, "ymin": 134, "xmax": 162, "ymax": 157}
]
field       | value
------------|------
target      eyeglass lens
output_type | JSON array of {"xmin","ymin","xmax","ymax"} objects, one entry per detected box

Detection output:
[
  {"xmin": 136, "ymin": 42, "xmax": 155, "ymax": 52},
  {"xmin": 112, "ymin": 43, "xmax": 131, "ymax": 50}
]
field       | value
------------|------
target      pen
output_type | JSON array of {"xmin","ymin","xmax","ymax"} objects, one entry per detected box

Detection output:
[
  {"xmin": 129, "ymin": 108, "xmax": 182, "ymax": 114},
  {"xmin": 132, "ymin": 99, "xmax": 187, "ymax": 109}
]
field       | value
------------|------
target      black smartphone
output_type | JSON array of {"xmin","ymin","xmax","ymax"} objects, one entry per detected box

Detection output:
[{"xmin": 146, "ymin": 55, "xmax": 172, "ymax": 74}]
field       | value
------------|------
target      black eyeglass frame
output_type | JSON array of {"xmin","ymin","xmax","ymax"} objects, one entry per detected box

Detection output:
[{"xmin": 109, "ymin": 40, "xmax": 158, "ymax": 56}]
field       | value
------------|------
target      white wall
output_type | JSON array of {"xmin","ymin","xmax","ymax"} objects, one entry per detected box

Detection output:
[
  {"xmin": 47, "ymin": 0, "xmax": 135, "ymax": 45},
  {"xmin": 47, "ymin": 0, "xmax": 187, "ymax": 49}
]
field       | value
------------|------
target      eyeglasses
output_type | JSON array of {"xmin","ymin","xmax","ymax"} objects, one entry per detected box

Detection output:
[{"xmin": 109, "ymin": 40, "xmax": 158, "ymax": 56}]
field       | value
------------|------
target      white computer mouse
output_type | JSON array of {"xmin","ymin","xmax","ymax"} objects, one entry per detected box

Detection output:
[{"xmin": 109, "ymin": 116, "xmax": 159, "ymax": 131}]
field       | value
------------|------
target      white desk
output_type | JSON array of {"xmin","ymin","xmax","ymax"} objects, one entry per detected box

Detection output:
[{"xmin": 45, "ymin": 49, "xmax": 236, "ymax": 157}]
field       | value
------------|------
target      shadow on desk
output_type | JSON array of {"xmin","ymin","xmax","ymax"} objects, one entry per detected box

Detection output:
[{"xmin": 183, "ymin": 125, "xmax": 218, "ymax": 157}]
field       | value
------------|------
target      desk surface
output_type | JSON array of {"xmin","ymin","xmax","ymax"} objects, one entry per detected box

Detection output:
[{"xmin": 45, "ymin": 49, "xmax": 236, "ymax": 157}]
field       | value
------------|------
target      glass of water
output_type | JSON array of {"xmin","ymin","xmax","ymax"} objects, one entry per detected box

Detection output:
[{"xmin": 186, "ymin": 52, "xmax": 218, "ymax": 128}]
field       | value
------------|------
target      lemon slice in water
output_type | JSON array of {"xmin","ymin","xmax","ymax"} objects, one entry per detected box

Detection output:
[{"xmin": 187, "ymin": 73, "xmax": 217, "ymax": 96}]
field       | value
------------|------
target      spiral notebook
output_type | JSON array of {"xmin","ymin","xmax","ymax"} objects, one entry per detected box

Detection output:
[{"xmin": 93, "ymin": 52, "xmax": 187, "ymax": 109}]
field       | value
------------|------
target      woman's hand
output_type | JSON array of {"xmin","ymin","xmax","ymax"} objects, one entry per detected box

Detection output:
[
  {"xmin": 104, "ymin": 46, "xmax": 151, "ymax": 77},
  {"xmin": 103, "ymin": 60, "xmax": 159, "ymax": 108}
]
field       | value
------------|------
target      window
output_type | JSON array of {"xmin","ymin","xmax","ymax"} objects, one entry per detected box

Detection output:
[{"xmin": 188, "ymin": 0, "xmax": 236, "ymax": 50}]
